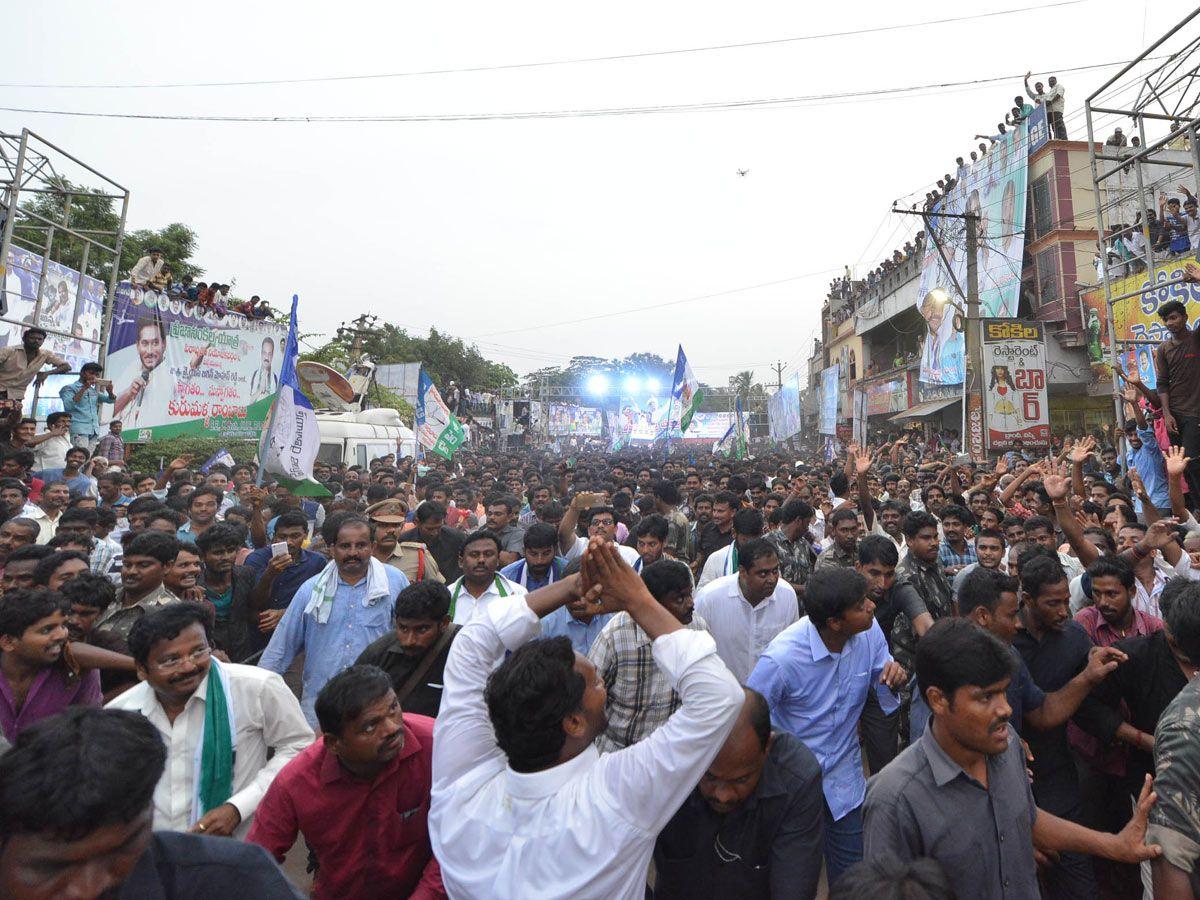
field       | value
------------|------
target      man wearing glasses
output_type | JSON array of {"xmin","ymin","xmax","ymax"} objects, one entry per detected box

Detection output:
[
  {"xmin": 556, "ymin": 493, "xmax": 640, "ymax": 566},
  {"xmin": 107, "ymin": 604, "xmax": 312, "ymax": 838}
]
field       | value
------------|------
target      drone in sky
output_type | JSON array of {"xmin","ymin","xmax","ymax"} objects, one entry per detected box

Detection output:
[{"xmin": 737, "ymin": 169, "xmax": 750, "ymax": 176}]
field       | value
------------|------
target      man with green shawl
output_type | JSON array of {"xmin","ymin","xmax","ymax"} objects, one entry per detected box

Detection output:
[{"xmin": 107, "ymin": 604, "xmax": 312, "ymax": 837}]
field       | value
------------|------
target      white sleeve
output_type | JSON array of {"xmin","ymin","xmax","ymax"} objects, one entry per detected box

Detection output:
[
  {"xmin": 697, "ymin": 551, "xmax": 722, "ymax": 588},
  {"xmin": 597, "ymin": 629, "xmax": 742, "ymax": 835},
  {"xmin": 227, "ymin": 672, "xmax": 315, "ymax": 822},
  {"xmin": 562, "ymin": 536, "xmax": 586, "ymax": 562},
  {"xmin": 432, "ymin": 596, "xmax": 539, "ymax": 789}
]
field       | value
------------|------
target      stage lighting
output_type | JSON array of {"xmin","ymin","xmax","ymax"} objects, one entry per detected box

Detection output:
[
  {"xmin": 587, "ymin": 374, "xmax": 610, "ymax": 396},
  {"xmin": 622, "ymin": 376, "xmax": 641, "ymax": 394},
  {"xmin": 644, "ymin": 377, "xmax": 660, "ymax": 393}
]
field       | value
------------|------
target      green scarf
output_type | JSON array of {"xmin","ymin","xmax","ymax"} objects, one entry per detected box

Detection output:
[{"xmin": 195, "ymin": 659, "xmax": 235, "ymax": 822}]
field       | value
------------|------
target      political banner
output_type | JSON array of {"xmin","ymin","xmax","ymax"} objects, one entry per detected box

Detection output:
[
  {"xmin": 819, "ymin": 365, "xmax": 839, "ymax": 435},
  {"xmin": 1120, "ymin": 343, "xmax": 1158, "ymax": 389},
  {"xmin": 105, "ymin": 282, "xmax": 288, "ymax": 442},
  {"xmin": 2, "ymin": 246, "xmax": 105, "ymax": 387},
  {"xmin": 864, "ymin": 378, "xmax": 908, "ymax": 416},
  {"xmin": 1027, "ymin": 104, "xmax": 1050, "ymax": 156},
  {"xmin": 981, "ymin": 319, "xmax": 1050, "ymax": 450},
  {"xmin": 548, "ymin": 404, "xmax": 603, "ymax": 437},
  {"xmin": 918, "ymin": 122, "xmax": 1030, "ymax": 384},
  {"xmin": 415, "ymin": 369, "xmax": 466, "ymax": 460},
  {"xmin": 1081, "ymin": 257, "xmax": 1200, "ymax": 349},
  {"xmin": 767, "ymin": 375, "xmax": 802, "ymax": 441}
]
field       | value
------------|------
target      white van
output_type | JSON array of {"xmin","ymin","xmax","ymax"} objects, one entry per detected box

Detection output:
[{"xmin": 314, "ymin": 408, "xmax": 418, "ymax": 468}]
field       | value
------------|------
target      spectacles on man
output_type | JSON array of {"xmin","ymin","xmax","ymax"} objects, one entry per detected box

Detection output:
[{"xmin": 154, "ymin": 645, "xmax": 212, "ymax": 671}]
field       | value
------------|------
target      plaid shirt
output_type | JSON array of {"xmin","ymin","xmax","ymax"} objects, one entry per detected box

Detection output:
[
  {"xmin": 587, "ymin": 611, "xmax": 709, "ymax": 753},
  {"xmin": 937, "ymin": 540, "xmax": 977, "ymax": 574},
  {"xmin": 89, "ymin": 538, "xmax": 122, "ymax": 584}
]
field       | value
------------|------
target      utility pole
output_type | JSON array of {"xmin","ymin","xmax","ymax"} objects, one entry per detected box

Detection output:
[
  {"xmin": 336, "ymin": 314, "xmax": 378, "ymax": 365},
  {"xmin": 771, "ymin": 361, "xmax": 786, "ymax": 391},
  {"xmin": 963, "ymin": 214, "xmax": 985, "ymax": 461}
]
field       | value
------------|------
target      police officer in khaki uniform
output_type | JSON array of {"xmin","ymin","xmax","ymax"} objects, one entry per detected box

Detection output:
[{"xmin": 366, "ymin": 498, "xmax": 444, "ymax": 584}]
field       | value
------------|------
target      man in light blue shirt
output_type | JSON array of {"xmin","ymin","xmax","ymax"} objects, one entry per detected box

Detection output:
[
  {"xmin": 747, "ymin": 567, "xmax": 907, "ymax": 887},
  {"xmin": 1122, "ymin": 401, "xmax": 1169, "ymax": 516},
  {"xmin": 59, "ymin": 363, "xmax": 115, "ymax": 452},
  {"xmin": 259, "ymin": 516, "xmax": 408, "ymax": 726},
  {"xmin": 540, "ymin": 599, "xmax": 613, "ymax": 655}
]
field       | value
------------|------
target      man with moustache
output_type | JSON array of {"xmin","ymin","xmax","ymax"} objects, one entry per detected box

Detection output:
[
  {"xmin": 0, "ymin": 326, "xmax": 69, "ymax": 405},
  {"xmin": 107, "ymin": 604, "xmax": 312, "ymax": 838},
  {"xmin": 865, "ymin": 619, "xmax": 1161, "ymax": 900},
  {"xmin": 249, "ymin": 665, "xmax": 442, "ymax": 899},
  {"xmin": 445, "ymin": 530, "xmax": 525, "ymax": 626},
  {"xmin": 355, "ymin": 581, "xmax": 460, "ymax": 719},
  {"xmin": 260, "ymin": 515, "xmax": 409, "ymax": 727}
]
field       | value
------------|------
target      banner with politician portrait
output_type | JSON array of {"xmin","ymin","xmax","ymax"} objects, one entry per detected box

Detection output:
[
  {"xmin": 981, "ymin": 319, "xmax": 1049, "ymax": 451},
  {"xmin": 917, "ymin": 123, "xmax": 1030, "ymax": 384},
  {"xmin": 105, "ymin": 282, "xmax": 288, "ymax": 441}
]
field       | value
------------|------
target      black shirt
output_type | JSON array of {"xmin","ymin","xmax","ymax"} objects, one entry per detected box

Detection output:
[
  {"xmin": 120, "ymin": 832, "xmax": 302, "ymax": 899},
  {"xmin": 1078, "ymin": 630, "xmax": 1189, "ymax": 786},
  {"xmin": 354, "ymin": 629, "xmax": 456, "ymax": 719},
  {"xmin": 1013, "ymin": 617, "xmax": 1093, "ymax": 814},
  {"xmin": 697, "ymin": 522, "xmax": 734, "ymax": 569},
  {"xmin": 402, "ymin": 526, "xmax": 465, "ymax": 582},
  {"xmin": 653, "ymin": 733, "xmax": 824, "ymax": 900}
]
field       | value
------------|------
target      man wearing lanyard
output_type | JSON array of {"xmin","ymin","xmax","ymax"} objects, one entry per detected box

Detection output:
[
  {"xmin": 697, "ymin": 508, "xmax": 765, "ymax": 588},
  {"xmin": 500, "ymin": 523, "xmax": 566, "ymax": 590},
  {"xmin": 448, "ymin": 529, "xmax": 526, "ymax": 625}
]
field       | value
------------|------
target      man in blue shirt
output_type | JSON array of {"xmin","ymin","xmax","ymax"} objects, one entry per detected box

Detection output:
[
  {"xmin": 1122, "ymin": 382, "xmax": 1170, "ymax": 516},
  {"xmin": 35, "ymin": 445, "xmax": 96, "ymax": 498},
  {"xmin": 747, "ymin": 567, "xmax": 906, "ymax": 886},
  {"xmin": 500, "ymin": 522, "xmax": 566, "ymax": 591},
  {"xmin": 244, "ymin": 510, "xmax": 332, "ymax": 638},
  {"xmin": 259, "ymin": 515, "xmax": 408, "ymax": 726},
  {"xmin": 58, "ymin": 362, "xmax": 115, "ymax": 452}
]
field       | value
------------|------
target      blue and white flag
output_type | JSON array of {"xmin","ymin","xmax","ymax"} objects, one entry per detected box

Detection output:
[
  {"xmin": 415, "ymin": 369, "xmax": 465, "ymax": 460},
  {"xmin": 198, "ymin": 448, "xmax": 236, "ymax": 474},
  {"xmin": 258, "ymin": 296, "xmax": 328, "ymax": 496}
]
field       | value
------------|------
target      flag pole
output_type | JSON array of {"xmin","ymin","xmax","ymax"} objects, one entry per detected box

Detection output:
[
  {"xmin": 255, "ymin": 295, "xmax": 296, "ymax": 487},
  {"xmin": 664, "ymin": 344, "xmax": 681, "ymax": 462}
]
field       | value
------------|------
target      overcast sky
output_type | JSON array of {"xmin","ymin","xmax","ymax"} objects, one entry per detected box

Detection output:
[{"xmin": 1, "ymin": 0, "xmax": 1189, "ymax": 389}]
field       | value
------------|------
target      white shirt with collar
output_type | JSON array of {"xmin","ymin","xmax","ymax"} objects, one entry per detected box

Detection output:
[
  {"xmin": 105, "ymin": 662, "xmax": 313, "ymax": 837},
  {"xmin": 429, "ymin": 595, "xmax": 743, "ymax": 900},
  {"xmin": 697, "ymin": 543, "xmax": 737, "ymax": 588},
  {"xmin": 33, "ymin": 434, "xmax": 71, "ymax": 472},
  {"xmin": 693, "ymin": 572, "xmax": 800, "ymax": 683},
  {"xmin": 564, "ymin": 535, "xmax": 640, "ymax": 567},
  {"xmin": 448, "ymin": 573, "xmax": 527, "ymax": 626}
]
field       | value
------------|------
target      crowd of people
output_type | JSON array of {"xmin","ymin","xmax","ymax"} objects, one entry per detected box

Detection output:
[
  {"xmin": 0, "ymin": 289, "xmax": 1197, "ymax": 898},
  {"xmin": 128, "ymin": 247, "xmax": 275, "ymax": 319}
]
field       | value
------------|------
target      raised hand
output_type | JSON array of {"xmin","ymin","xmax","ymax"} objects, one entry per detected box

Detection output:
[
  {"xmin": 853, "ymin": 447, "xmax": 873, "ymax": 476},
  {"xmin": 1144, "ymin": 518, "xmax": 1180, "ymax": 550},
  {"xmin": 1128, "ymin": 466, "xmax": 1149, "ymax": 499},
  {"xmin": 1069, "ymin": 435, "xmax": 1096, "ymax": 465},
  {"xmin": 1108, "ymin": 775, "xmax": 1162, "ymax": 864},
  {"xmin": 1166, "ymin": 445, "xmax": 1192, "ymax": 477},
  {"xmin": 1042, "ymin": 459, "xmax": 1071, "ymax": 501}
]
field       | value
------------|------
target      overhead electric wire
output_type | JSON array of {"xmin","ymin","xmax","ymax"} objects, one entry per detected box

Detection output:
[
  {"xmin": 0, "ymin": 58, "xmax": 1149, "ymax": 125},
  {"xmin": 0, "ymin": 1, "xmax": 1089, "ymax": 91}
]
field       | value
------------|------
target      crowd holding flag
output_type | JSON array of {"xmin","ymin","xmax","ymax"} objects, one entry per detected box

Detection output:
[{"xmin": 671, "ymin": 344, "xmax": 703, "ymax": 434}]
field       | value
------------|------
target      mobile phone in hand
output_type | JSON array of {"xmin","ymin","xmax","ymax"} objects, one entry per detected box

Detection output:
[{"xmin": 271, "ymin": 542, "xmax": 289, "ymax": 558}]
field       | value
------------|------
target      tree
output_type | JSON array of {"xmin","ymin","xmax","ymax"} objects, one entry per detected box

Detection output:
[
  {"xmin": 301, "ymin": 324, "xmax": 517, "ymax": 393},
  {"xmin": 10, "ymin": 178, "xmax": 202, "ymax": 283},
  {"xmin": 729, "ymin": 370, "xmax": 755, "ymax": 403}
]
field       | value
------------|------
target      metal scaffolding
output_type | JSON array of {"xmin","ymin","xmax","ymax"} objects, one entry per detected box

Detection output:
[
  {"xmin": 1086, "ymin": 8, "xmax": 1200, "ymax": 421},
  {"xmin": 0, "ymin": 128, "xmax": 130, "ymax": 361}
]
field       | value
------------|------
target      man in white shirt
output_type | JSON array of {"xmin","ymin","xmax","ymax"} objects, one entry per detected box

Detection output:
[
  {"xmin": 697, "ymin": 507, "xmax": 765, "ymax": 588},
  {"xmin": 32, "ymin": 412, "xmax": 72, "ymax": 473},
  {"xmin": 429, "ymin": 540, "xmax": 743, "ymax": 900},
  {"xmin": 446, "ymin": 528, "xmax": 526, "ymax": 625},
  {"xmin": 107, "ymin": 603, "xmax": 313, "ymax": 837},
  {"xmin": 129, "ymin": 248, "xmax": 165, "ymax": 286},
  {"xmin": 556, "ymin": 494, "xmax": 640, "ymax": 566},
  {"xmin": 694, "ymin": 538, "xmax": 800, "ymax": 683}
]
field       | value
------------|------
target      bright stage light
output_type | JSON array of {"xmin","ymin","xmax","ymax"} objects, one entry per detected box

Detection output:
[
  {"xmin": 644, "ymin": 377, "xmax": 660, "ymax": 393},
  {"xmin": 587, "ymin": 374, "xmax": 610, "ymax": 396},
  {"xmin": 622, "ymin": 376, "xmax": 641, "ymax": 394}
]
